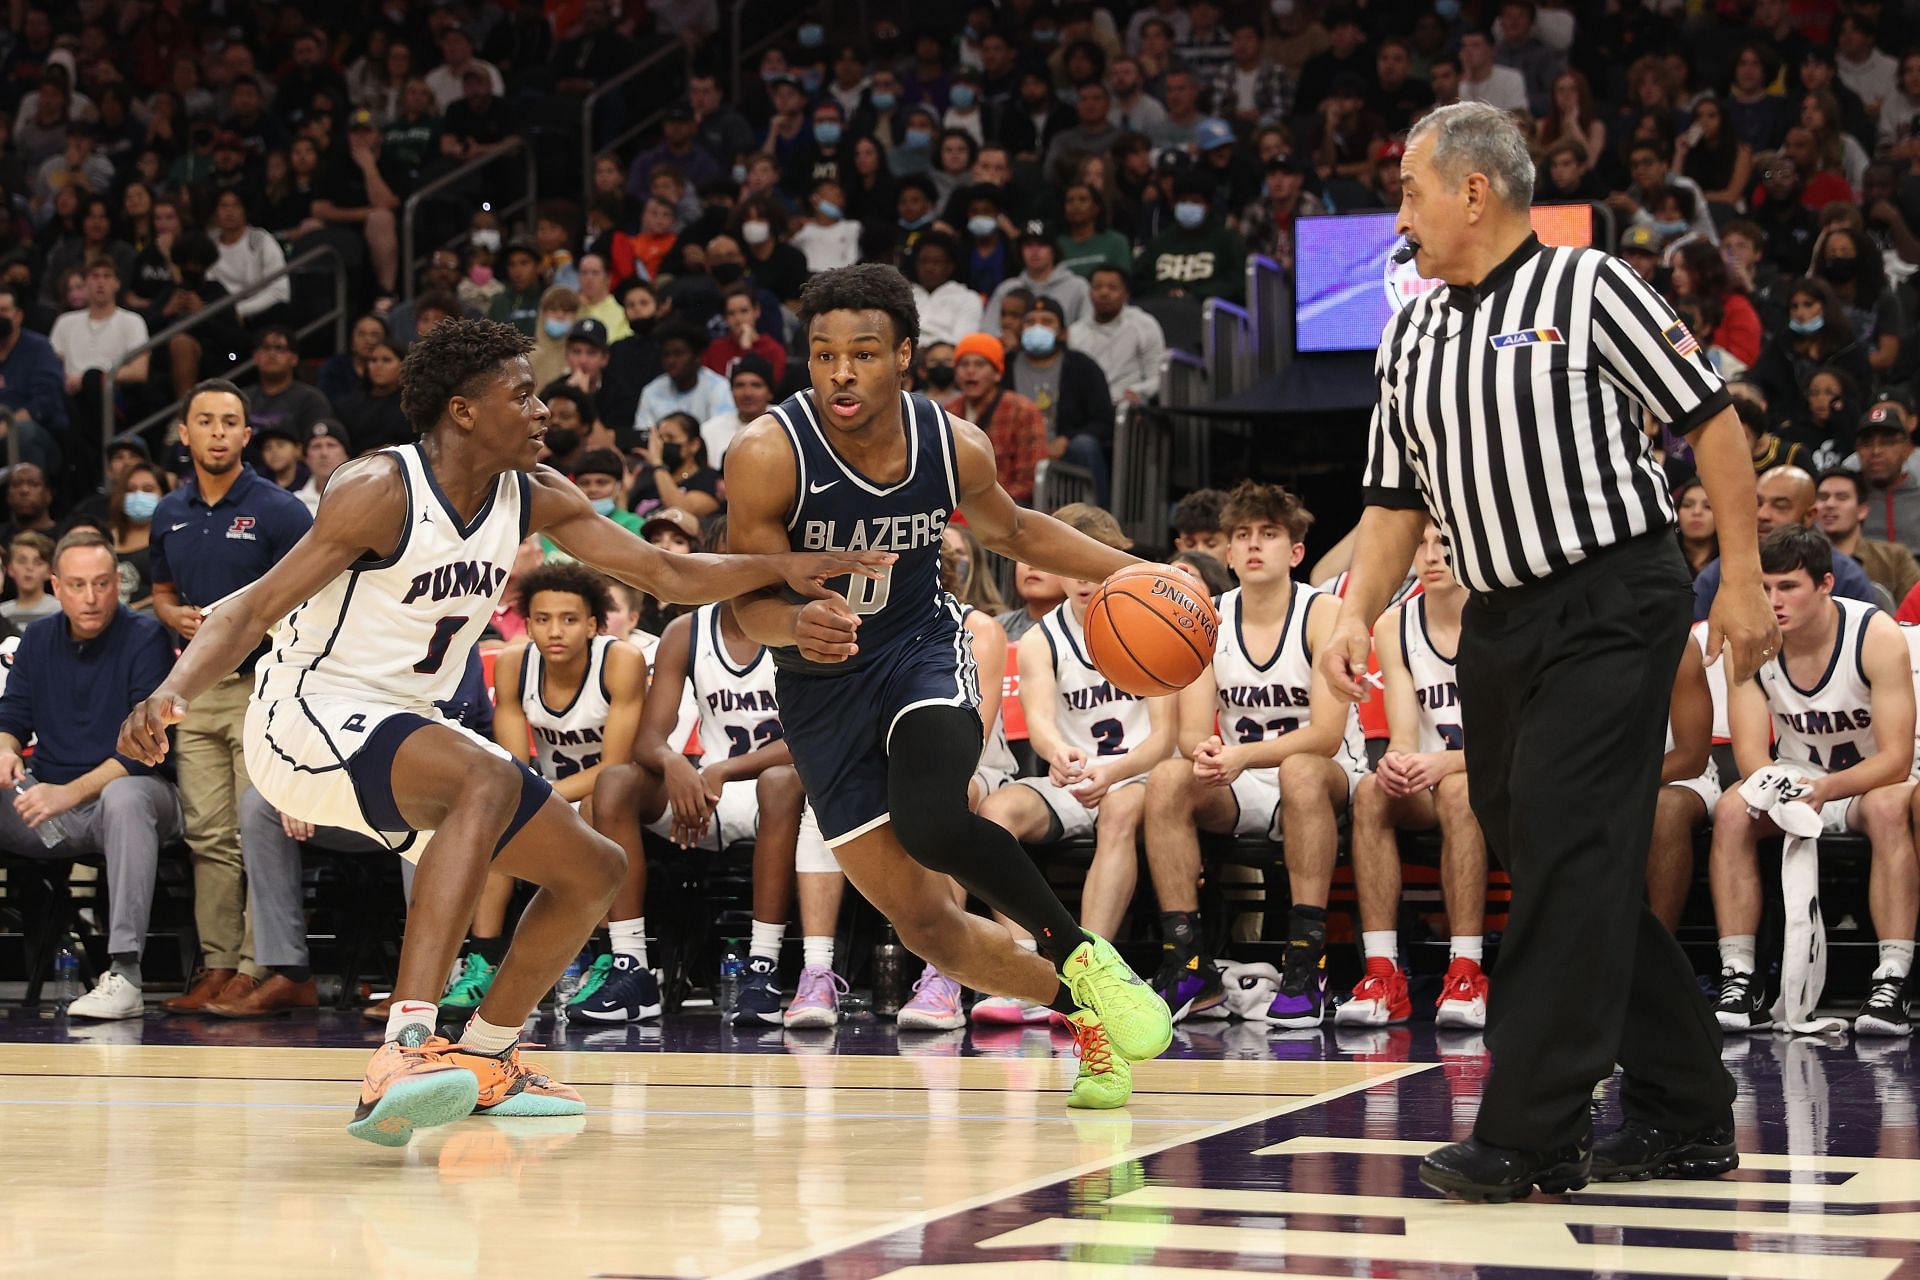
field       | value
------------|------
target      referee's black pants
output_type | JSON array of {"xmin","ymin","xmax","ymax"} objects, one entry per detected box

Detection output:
[{"xmin": 1457, "ymin": 531, "xmax": 1735, "ymax": 1152}]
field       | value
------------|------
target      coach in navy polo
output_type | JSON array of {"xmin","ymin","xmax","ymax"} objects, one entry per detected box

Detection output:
[{"xmin": 148, "ymin": 378, "xmax": 312, "ymax": 1014}]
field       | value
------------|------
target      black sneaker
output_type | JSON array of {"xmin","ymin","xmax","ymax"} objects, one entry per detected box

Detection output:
[
  {"xmin": 1418, "ymin": 1135, "xmax": 1592, "ymax": 1203},
  {"xmin": 1714, "ymin": 968, "xmax": 1772, "ymax": 1032},
  {"xmin": 1854, "ymin": 976, "xmax": 1913, "ymax": 1038},
  {"xmin": 1591, "ymin": 1118, "xmax": 1738, "ymax": 1182},
  {"xmin": 571, "ymin": 954, "xmax": 663, "ymax": 1024},
  {"xmin": 731, "ymin": 957, "xmax": 784, "ymax": 1026}
]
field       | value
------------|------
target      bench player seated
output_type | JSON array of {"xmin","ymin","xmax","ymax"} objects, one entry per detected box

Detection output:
[
  {"xmin": 589, "ymin": 589, "xmax": 844, "ymax": 1029},
  {"xmin": 1645, "ymin": 625, "xmax": 1720, "ymax": 932},
  {"xmin": 971, "ymin": 504, "xmax": 1176, "ymax": 1025},
  {"xmin": 473, "ymin": 563, "xmax": 645, "ymax": 1018},
  {"xmin": 1144, "ymin": 481, "xmax": 1368, "ymax": 1028},
  {"xmin": 1710, "ymin": 526, "xmax": 1917, "ymax": 1036},
  {"xmin": 1340, "ymin": 520, "xmax": 1489, "ymax": 1030}
]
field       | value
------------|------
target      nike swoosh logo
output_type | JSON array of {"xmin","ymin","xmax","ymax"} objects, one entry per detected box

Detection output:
[
  {"xmin": 169, "ymin": 523, "xmax": 191, "ymax": 532},
  {"xmin": 808, "ymin": 480, "xmax": 840, "ymax": 494}
]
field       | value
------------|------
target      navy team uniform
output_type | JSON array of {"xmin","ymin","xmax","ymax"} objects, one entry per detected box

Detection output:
[{"xmin": 767, "ymin": 388, "xmax": 980, "ymax": 847}]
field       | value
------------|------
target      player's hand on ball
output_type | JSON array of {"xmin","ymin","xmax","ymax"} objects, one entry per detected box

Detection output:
[
  {"xmin": 793, "ymin": 598, "xmax": 861, "ymax": 663},
  {"xmin": 119, "ymin": 692, "xmax": 189, "ymax": 766},
  {"xmin": 1319, "ymin": 614, "xmax": 1374, "ymax": 703},
  {"xmin": 1707, "ymin": 574, "xmax": 1781, "ymax": 685},
  {"xmin": 782, "ymin": 550, "xmax": 897, "ymax": 600}
]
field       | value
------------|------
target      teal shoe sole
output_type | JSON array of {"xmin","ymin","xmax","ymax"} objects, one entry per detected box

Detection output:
[{"xmin": 346, "ymin": 1071, "xmax": 481, "ymax": 1147}]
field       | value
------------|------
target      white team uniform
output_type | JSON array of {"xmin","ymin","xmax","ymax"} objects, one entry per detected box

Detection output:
[
  {"xmin": 519, "ymin": 634, "xmax": 616, "ymax": 783},
  {"xmin": 1758, "ymin": 598, "xmax": 1883, "ymax": 833},
  {"xmin": 1012, "ymin": 600, "xmax": 1154, "ymax": 839},
  {"xmin": 646, "ymin": 605, "xmax": 832, "ymax": 870},
  {"xmin": 1398, "ymin": 591, "xmax": 1461, "ymax": 755},
  {"xmin": 631, "ymin": 628, "xmax": 699, "ymax": 753},
  {"xmin": 1212, "ymin": 586, "xmax": 1369, "ymax": 838},
  {"xmin": 1666, "ymin": 624, "xmax": 1725, "ymax": 809},
  {"xmin": 962, "ymin": 605, "xmax": 1018, "ymax": 797},
  {"xmin": 243, "ymin": 444, "xmax": 526, "ymax": 858},
  {"xmin": 1901, "ymin": 622, "xmax": 1920, "ymax": 775}
]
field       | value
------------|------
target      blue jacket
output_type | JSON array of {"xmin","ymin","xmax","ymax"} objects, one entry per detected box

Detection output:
[
  {"xmin": 1694, "ymin": 543, "xmax": 1878, "ymax": 621},
  {"xmin": 0, "ymin": 606, "xmax": 175, "ymax": 784},
  {"xmin": 0, "ymin": 331, "xmax": 69, "ymax": 436}
]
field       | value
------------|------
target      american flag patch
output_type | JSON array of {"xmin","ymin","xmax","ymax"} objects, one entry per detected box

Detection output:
[{"xmin": 1663, "ymin": 321, "xmax": 1700, "ymax": 356}]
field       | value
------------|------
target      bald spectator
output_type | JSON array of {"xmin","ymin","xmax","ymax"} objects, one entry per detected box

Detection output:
[{"xmin": 1693, "ymin": 466, "xmax": 1876, "ymax": 618}]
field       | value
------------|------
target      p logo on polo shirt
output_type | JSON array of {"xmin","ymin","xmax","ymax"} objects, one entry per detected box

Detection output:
[
  {"xmin": 226, "ymin": 516, "xmax": 258, "ymax": 542},
  {"xmin": 1489, "ymin": 327, "xmax": 1564, "ymax": 350}
]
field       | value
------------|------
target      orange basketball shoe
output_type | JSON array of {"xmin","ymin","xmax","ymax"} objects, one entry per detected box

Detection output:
[
  {"xmin": 347, "ymin": 1034, "xmax": 480, "ymax": 1147},
  {"xmin": 442, "ymin": 1042, "xmax": 586, "ymax": 1117}
]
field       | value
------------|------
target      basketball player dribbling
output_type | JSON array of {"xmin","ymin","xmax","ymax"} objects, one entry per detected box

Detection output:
[
  {"xmin": 118, "ymin": 321, "xmax": 887, "ymax": 1146},
  {"xmin": 724, "ymin": 264, "xmax": 1175, "ymax": 1109}
]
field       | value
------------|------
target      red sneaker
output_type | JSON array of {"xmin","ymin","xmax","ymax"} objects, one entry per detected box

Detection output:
[
  {"xmin": 1334, "ymin": 956, "xmax": 1411, "ymax": 1026},
  {"xmin": 1436, "ymin": 955, "xmax": 1489, "ymax": 1030}
]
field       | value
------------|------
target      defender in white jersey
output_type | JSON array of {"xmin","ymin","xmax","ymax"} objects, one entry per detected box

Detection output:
[
  {"xmin": 1645, "ymin": 628, "xmax": 1720, "ymax": 931},
  {"xmin": 1709, "ymin": 527, "xmax": 1917, "ymax": 1036},
  {"xmin": 1143, "ymin": 483, "xmax": 1365, "ymax": 1028},
  {"xmin": 1342, "ymin": 522, "xmax": 1491, "ymax": 1031},
  {"xmin": 118, "ymin": 325, "xmax": 884, "ymax": 1147}
]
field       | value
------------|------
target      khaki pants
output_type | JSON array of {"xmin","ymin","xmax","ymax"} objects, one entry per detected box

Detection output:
[{"xmin": 174, "ymin": 673, "xmax": 257, "ymax": 975}]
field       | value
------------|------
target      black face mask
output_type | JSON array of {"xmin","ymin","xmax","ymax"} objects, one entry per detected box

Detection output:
[
  {"xmin": 545, "ymin": 426, "xmax": 580, "ymax": 456},
  {"xmin": 1822, "ymin": 257, "xmax": 1858, "ymax": 284},
  {"xmin": 660, "ymin": 442, "xmax": 684, "ymax": 470},
  {"xmin": 0, "ymin": 316, "xmax": 13, "ymax": 342},
  {"xmin": 710, "ymin": 262, "xmax": 746, "ymax": 285},
  {"xmin": 628, "ymin": 316, "xmax": 655, "ymax": 339},
  {"xmin": 924, "ymin": 363, "xmax": 956, "ymax": 390}
]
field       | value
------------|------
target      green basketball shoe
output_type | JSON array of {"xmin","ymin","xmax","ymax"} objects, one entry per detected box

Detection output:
[
  {"xmin": 1061, "ymin": 931, "xmax": 1173, "ymax": 1062},
  {"xmin": 1066, "ymin": 1009, "xmax": 1133, "ymax": 1109}
]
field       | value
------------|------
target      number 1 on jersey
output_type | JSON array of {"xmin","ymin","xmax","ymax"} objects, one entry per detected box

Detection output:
[
  {"xmin": 415, "ymin": 616, "xmax": 469, "ymax": 674},
  {"xmin": 845, "ymin": 567, "xmax": 893, "ymax": 616}
]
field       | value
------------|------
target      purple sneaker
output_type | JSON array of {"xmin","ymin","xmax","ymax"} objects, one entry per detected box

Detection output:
[
  {"xmin": 783, "ymin": 964, "xmax": 848, "ymax": 1029},
  {"xmin": 1267, "ymin": 951, "xmax": 1328, "ymax": 1029},
  {"xmin": 1152, "ymin": 955, "xmax": 1228, "ymax": 1022},
  {"xmin": 897, "ymin": 965, "xmax": 966, "ymax": 1031}
]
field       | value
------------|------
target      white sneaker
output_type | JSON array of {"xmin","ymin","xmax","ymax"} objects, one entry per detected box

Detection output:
[
  {"xmin": 969, "ymin": 994, "xmax": 1051, "ymax": 1025},
  {"xmin": 68, "ymin": 971, "xmax": 144, "ymax": 1020}
]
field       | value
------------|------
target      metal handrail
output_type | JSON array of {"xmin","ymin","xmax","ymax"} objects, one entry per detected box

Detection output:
[
  {"xmin": 581, "ymin": 42, "xmax": 690, "ymax": 195},
  {"xmin": 1202, "ymin": 298, "xmax": 1255, "ymax": 400},
  {"xmin": 1159, "ymin": 349, "xmax": 1212, "ymax": 492},
  {"xmin": 401, "ymin": 136, "xmax": 537, "ymax": 301},
  {"xmin": 101, "ymin": 244, "xmax": 350, "ymax": 461},
  {"xmin": 1246, "ymin": 254, "xmax": 1293, "ymax": 379}
]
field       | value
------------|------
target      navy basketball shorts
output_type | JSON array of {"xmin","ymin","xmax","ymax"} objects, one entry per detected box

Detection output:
[{"xmin": 776, "ymin": 625, "xmax": 981, "ymax": 848}]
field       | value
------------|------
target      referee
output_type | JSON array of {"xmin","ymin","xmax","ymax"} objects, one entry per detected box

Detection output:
[{"xmin": 1322, "ymin": 103, "xmax": 1779, "ymax": 1202}]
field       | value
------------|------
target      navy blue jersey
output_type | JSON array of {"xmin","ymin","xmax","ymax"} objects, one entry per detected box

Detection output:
[{"xmin": 769, "ymin": 388, "xmax": 960, "ymax": 675}]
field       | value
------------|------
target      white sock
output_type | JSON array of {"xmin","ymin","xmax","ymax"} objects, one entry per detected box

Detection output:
[
  {"xmin": 385, "ymin": 1000, "xmax": 437, "ymax": 1044},
  {"xmin": 803, "ymin": 935, "xmax": 834, "ymax": 971},
  {"xmin": 1016, "ymin": 937, "xmax": 1039, "ymax": 953},
  {"xmin": 610, "ymin": 917, "xmax": 648, "ymax": 967},
  {"xmin": 749, "ymin": 919, "xmax": 785, "ymax": 962},
  {"xmin": 1450, "ymin": 936, "xmax": 1484, "ymax": 963},
  {"xmin": 1876, "ymin": 938, "xmax": 1916, "ymax": 981},
  {"xmin": 1719, "ymin": 935, "xmax": 1757, "ymax": 975},
  {"xmin": 1361, "ymin": 931, "xmax": 1398, "ymax": 963},
  {"xmin": 459, "ymin": 1012, "xmax": 520, "ymax": 1056}
]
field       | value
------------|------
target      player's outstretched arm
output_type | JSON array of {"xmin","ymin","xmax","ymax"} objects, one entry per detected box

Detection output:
[
  {"xmin": 949, "ymin": 416, "xmax": 1138, "ymax": 583},
  {"xmin": 118, "ymin": 457, "xmax": 406, "ymax": 766},
  {"xmin": 530, "ymin": 467, "xmax": 893, "ymax": 609}
]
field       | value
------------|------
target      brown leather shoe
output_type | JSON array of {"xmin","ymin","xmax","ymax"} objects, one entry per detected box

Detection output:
[
  {"xmin": 161, "ymin": 968, "xmax": 237, "ymax": 1014},
  {"xmin": 207, "ymin": 973, "xmax": 319, "ymax": 1018},
  {"xmin": 362, "ymin": 995, "xmax": 394, "ymax": 1023}
]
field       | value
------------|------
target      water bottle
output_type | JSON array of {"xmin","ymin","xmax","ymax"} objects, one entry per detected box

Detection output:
[
  {"xmin": 872, "ymin": 926, "xmax": 905, "ymax": 1017},
  {"xmin": 52, "ymin": 946, "xmax": 79, "ymax": 1012},
  {"xmin": 717, "ymin": 940, "xmax": 745, "ymax": 1014},
  {"xmin": 554, "ymin": 952, "xmax": 586, "ymax": 1027},
  {"xmin": 12, "ymin": 776, "xmax": 68, "ymax": 848}
]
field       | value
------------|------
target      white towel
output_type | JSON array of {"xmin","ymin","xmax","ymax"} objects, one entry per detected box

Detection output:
[
  {"xmin": 1214, "ymin": 960, "xmax": 1283, "ymax": 1021},
  {"xmin": 1737, "ymin": 764, "xmax": 1846, "ymax": 1033}
]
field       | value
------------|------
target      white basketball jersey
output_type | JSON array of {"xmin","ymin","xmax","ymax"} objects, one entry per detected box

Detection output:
[
  {"xmin": 687, "ymin": 604, "xmax": 784, "ymax": 763},
  {"xmin": 1902, "ymin": 622, "xmax": 1920, "ymax": 772},
  {"xmin": 1035, "ymin": 601, "xmax": 1152, "ymax": 758},
  {"xmin": 519, "ymin": 635, "xmax": 615, "ymax": 782},
  {"xmin": 257, "ymin": 443, "xmax": 527, "ymax": 709},
  {"xmin": 1213, "ymin": 585, "xmax": 1367, "ymax": 774},
  {"xmin": 631, "ymin": 629, "xmax": 699, "ymax": 754},
  {"xmin": 962, "ymin": 605, "xmax": 1018, "ymax": 779},
  {"xmin": 1398, "ymin": 593, "xmax": 1461, "ymax": 755},
  {"xmin": 1760, "ymin": 597, "xmax": 1879, "ymax": 777}
]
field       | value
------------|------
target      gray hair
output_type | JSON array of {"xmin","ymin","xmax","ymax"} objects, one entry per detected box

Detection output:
[{"xmin": 1408, "ymin": 101, "xmax": 1536, "ymax": 209}]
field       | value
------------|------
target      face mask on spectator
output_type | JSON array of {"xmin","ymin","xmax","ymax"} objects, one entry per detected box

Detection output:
[
  {"xmin": 1175, "ymin": 201, "xmax": 1207, "ymax": 229},
  {"xmin": 899, "ymin": 210, "xmax": 936, "ymax": 229},
  {"xmin": 1032, "ymin": 27, "xmax": 1058, "ymax": 43},
  {"xmin": 1652, "ymin": 219, "xmax": 1688, "ymax": 239},
  {"xmin": 544, "ymin": 317, "xmax": 571, "ymax": 339},
  {"xmin": 123, "ymin": 491, "xmax": 160, "ymax": 522},
  {"xmin": 950, "ymin": 85, "xmax": 977, "ymax": 109},
  {"xmin": 660, "ymin": 443, "xmax": 684, "ymax": 469},
  {"xmin": 1788, "ymin": 314, "xmax": 1825, "ymax": 334},
  {"xmin": 817, "ymin": 199, "xmax": 843, "ymax": 220},
  {"xmin": 1021, "ymin": 326, "xmax": 1058, "ymax": 356},
  {"xmin": 872, "ymin": 91, "xmax": 897, "ymax": 111},
  {"xmin": 904, "ymin": 127, "xmax": 933, "ymax": 149},
  {"xmin": 732, "ymin": 163, "xmax": 749, "ymax": 184},
  {"xmin": 967, "ymin": 214, "xmax": 998, "ymax": 238},
  {"xmin": 741, "ymin": 220, "xmax": 772, "ymax": 245},
  {"xmin": 1435, "ymin": 0, "xmax": 1460, "ymax": 16},
  {"xmin": 471, "ymin": 228, "xmax": 501, "ymax": 251},
  {"xmin": 800, "ymin": 69, "xmax": 824, "ymax": 93},
  {"xmin": 1822, "ymin": 257, "xmax": 1858, "ymax": 284},
  {"xmin": 711, "ymin": 262, "xmax": 746, "ymax": 284},
  {"xmin": 815, "ymin": 121, "xmax": 843, "ymax": 146},
  {"xmin": 546, "ymin": 426, "xmax": 580, "ymax": 455},
  {"xmin": 798, "ymin": 23, "xmax": 824, "ymax": 48},
  {"xmin": 590, "ymin": 496, "xmax": 617, "ymax": 516},
  {"xmin": 469, "ymin": 264, "xmax": 494, "ymax": 286},
  {"xmin": 924, "ymin": 363, "xmax": 956, "ymax": 389}
]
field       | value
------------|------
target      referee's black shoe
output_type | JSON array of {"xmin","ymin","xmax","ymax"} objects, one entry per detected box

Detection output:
[
  {"xmin": 1590, "ymin": 1118, "xmax": 1738, "ymax": 1182},
  {"xmin": 1418, "ymin": 1135, "xmax": 1591, "ymax": 1203}
]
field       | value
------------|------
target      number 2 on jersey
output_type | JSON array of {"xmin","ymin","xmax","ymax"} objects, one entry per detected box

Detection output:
[
  {"xmin": 724, "ymin": 719, "xmax": 785, "ymax": 758},
  {"xmin": 414, "ymin": 616, "xmax": 469, "ymax": 674}
]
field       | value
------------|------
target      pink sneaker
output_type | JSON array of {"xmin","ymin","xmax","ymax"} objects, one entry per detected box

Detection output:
[
  {"xmin": 896, "ymin": 965, "xmax": 966, "ymax": 1031},
  {"xmin": 970, "ymin": 994, "xmax": 1051, "ymax": 1025},
  {"xmin": 783, "ymin": 964, "xmax": 848, "ymax": 1029}
]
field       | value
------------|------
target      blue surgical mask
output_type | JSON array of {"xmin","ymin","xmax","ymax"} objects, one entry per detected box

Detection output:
[
  {"xmin": 899, "ymin": 210, "xmax": 936, "ymax": 229},
  {"xmin": 590, "ymin": 496, "xmax": 617, "ymax": 517},
  {"xmin": 1435, "ymin": 0, "xmax": 1460, "ymax": 17},
  {"xmin": 872, "ymin": 91, "xmax": 897, "ymax": 111},
  {"xmin": 817, "ymin": 199, "xmax": 843, "ymax": 220},
  {"xmin": 800, "ymin": 69, "xmax": 824, "ymax": 94},
  {"xmin": 731, "ymin": 162, "xmax": 748, "ymax": 184},
  {"xmin": 123, "ymin": 491, "xmax": 160, "ymax": 522},
  {"xmin": 1033, "ymin": 27, "xmax": 1058, "ymax": 43},
  {"xmin": 798, "ymin": 22, "xmax": 824, "ymax": 48},
  {"xmin": 544, "ymin": 317, "xmax": 571, "ymax": 339},
  {"xmin": 966, "ymin": 214, "xmax": 998, "ymax": 237},
  {"xmin": 814, "ymin": 121, "xmax": 842, "ymax": 146},
  {"xmin": 904, "ymin": 127, "xmax": 933, "ymax": 148},
  {"xmin": 950, "ymin": 85, "xmax": 977, "ymax": 109},
  {"xmin": 1175, "ymin": 201, "xmax": 1207, "ymax": 229},
  {"xmin": 1021, "ymin": 326, "xmax": 1057, "ymax": 356},
  {"xmin": 1652, "ymin": 218, "xmax": 1689, "ymax": 238},
  {"xmin": 1789, "ymin": 315, "xmax": 1826, "ymax": 334}
]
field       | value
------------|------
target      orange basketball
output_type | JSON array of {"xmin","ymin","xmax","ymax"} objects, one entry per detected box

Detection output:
[{"xmin": 1084, "ymin": 565, "xmax": 1218, "ymax": 696}]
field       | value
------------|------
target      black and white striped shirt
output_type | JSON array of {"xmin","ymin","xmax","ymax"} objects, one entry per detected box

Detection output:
[{"xmin": 1364, "ymin": 236, "xmax": 1730, "ymax": 594}]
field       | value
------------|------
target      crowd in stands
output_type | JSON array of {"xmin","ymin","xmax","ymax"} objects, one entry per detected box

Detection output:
[{"xmin": 1, "ymin": 0, "xmax": 1919, "ymax": 1034}]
